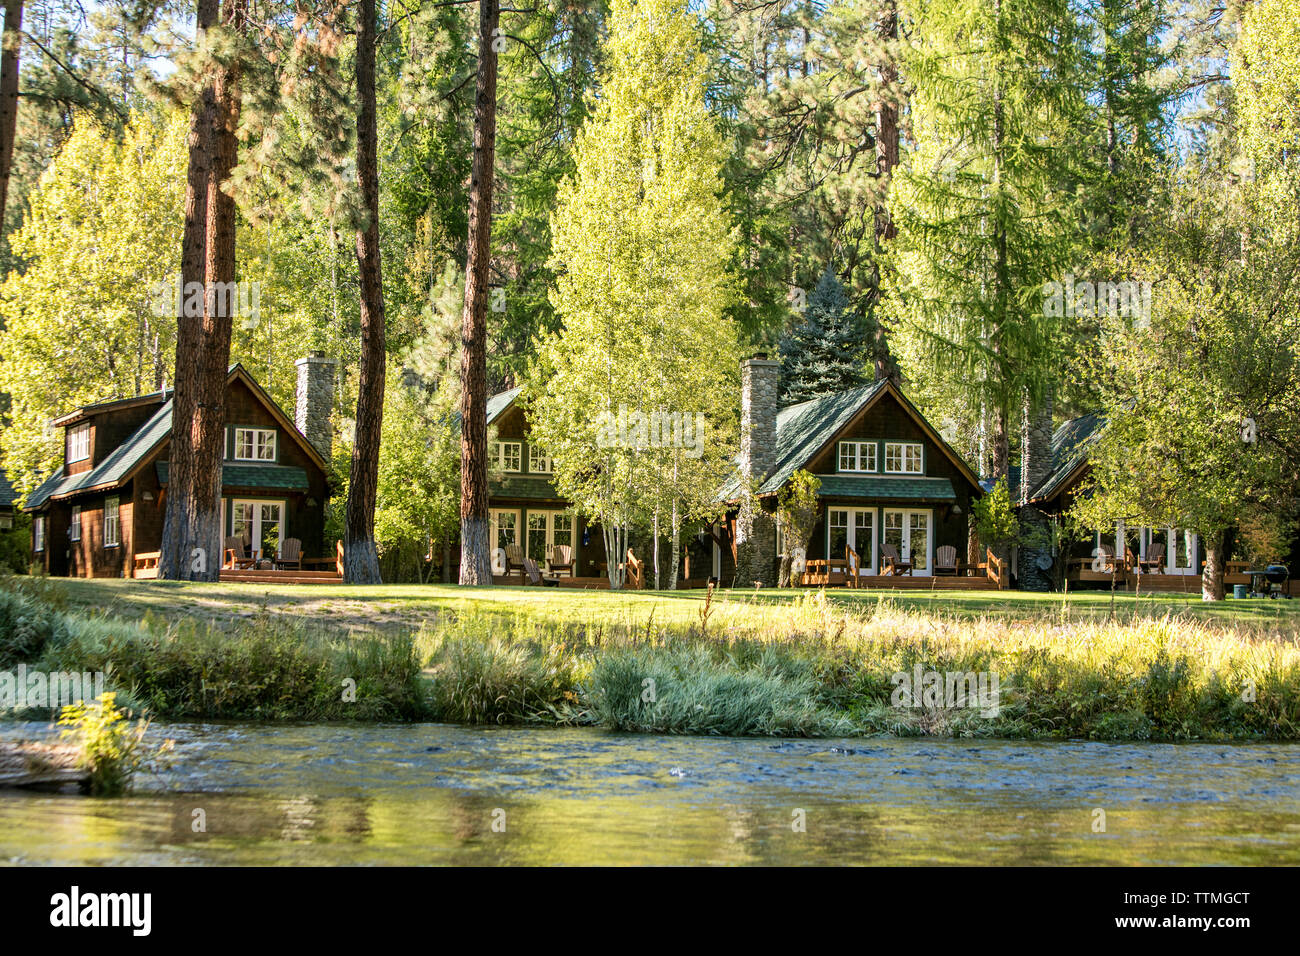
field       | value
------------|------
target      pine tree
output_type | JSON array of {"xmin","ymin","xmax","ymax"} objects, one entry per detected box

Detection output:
[{"xmin": 778, "ymin": 266, "xmax": 871, "ymax": 404}]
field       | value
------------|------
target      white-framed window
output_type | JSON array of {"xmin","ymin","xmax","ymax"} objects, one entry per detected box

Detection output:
[
  {"xmin": 234, "ymin": 427, "xmax": 277, "ymax": 462},
  {"xmin": 884, "ymin": 442, "xmax": 923, "ymax": 474},
  {"xmin": 33, "ymin": 516, "xmax": 45, "ymax": 553},
  {"xmin": 528, "ymin": 445, "xmax": 552, "ymax": 474},
  {"xmin": 837, "ymin": 440, "xmax": 877, "ymax": 473},
  {"xmin": 68, "ymin": 423, "xmax": 91, "ymax": 463},
  {"xmin": 69, "ymin": 505, "xmax": 81, "ymax": 542},
  {"xmin": 495, "ymin": 441, "xmax": 522, "ymax": 472},
  {"xmin": 103, "ymin": 497, "xmax": 120, "ymax": 548}
]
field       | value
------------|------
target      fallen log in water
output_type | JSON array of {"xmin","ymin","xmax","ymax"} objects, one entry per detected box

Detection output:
[{"xmin": 0, "ymin": 740, "xmax": 89, "ymax": 792}]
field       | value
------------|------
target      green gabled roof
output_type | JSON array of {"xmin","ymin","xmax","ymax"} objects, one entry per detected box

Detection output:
[
  {"xmin": 491, "ymin": 474, "xmax": 562, "ymax": 501},
  {"xmin": 1030, "ymin": 411, "xmax": 1106, "ymax": 502},
  {"xmin": 0, "ymin": 468, "xmax": 16, "ymax": 510},
  {"xmin": 24, "ymin": 400, "xmax": 174, "ymax": 510},
  {"xmin": 449, "ymin": 387, "xmax": 523, "ymax": 431},
  {"xmin": 24, "ymin": 364, "xmax": 326, "ymax": 512},
  {"xmin": 814, "ymin": 475, "xmax": 957, "ymax": 502},
  {"xmin": 487, "ymin": 387, "xmax": 521, "ymax": 425},
  {"xmin": 156, "ymin": 461, "xmax": 309, "ymax": 491},
  {"xmin": 717, "ymin": 381, "xmax": 889, "ymax": 500}
]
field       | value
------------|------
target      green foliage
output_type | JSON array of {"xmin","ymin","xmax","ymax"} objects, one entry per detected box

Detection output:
[
  {"xmin": 886, "ymin": 0, "xmax": 1089, "ymax": 474},
  {"xmin": 778, "ymin": 267, "xmax": 872, "ymax": 403},
  {"xmin": 528, "ymin": 0, "xmax": 740, "ymax": 586},
  {"xmin": 776, "ymin": 469, "xmax": 821, "ymax": 585},
  {"xmin": 1073, "ymin": 173, "xmax": 1300, "ymax": 598},
  {"xmin": 0, "ymin": 513, "xmax": 32, "ymax": 575},
  {"xmin": 0, "ymin": 583, "xmax": 71, "ymax": 669},
  {"xmin": 0, "ymin": 110, "xmax": 185, "ymax": 494},
  {"xmin": 972, "ymin": 477, "xmax": 1020, "ymax": 551},
  {"xmin": 588, "ymin": 644, "xmax": 851, "ymax": 736},
  {"xmin": 57, "ymin": 692, "xmax": 167, "ymax": 797}
]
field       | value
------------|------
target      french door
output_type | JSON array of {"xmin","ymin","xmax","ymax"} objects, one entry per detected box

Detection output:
[
  {"xmin": 490, "ymin": 509, "xmax": 519, "ymax": 574},
  {"xmin": 883, "ymin": 509, "xmax": 932, "ymax": 573},
  {"xmin": 827, "ymin": 508, "xmax": 876, "ymax": 573},
  {"xmin": 1134, "ymin": 526, "xmax": 1198, "ymax": 574},
  {"xmin": 228, "ymin": 499, "xmax": 285, "ymax": 558},
  {"xmin": 526, "ymin": 511, "xmax": 574, "ymax": 563}
]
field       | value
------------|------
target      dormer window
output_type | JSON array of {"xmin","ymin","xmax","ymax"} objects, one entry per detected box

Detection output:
[
  {"xmin": 885, "ymin": 442, "xmax": 923, "ymax": 474},
  {"xmin": 528, "ymin": 445, "xmax": 552, "ymax": 474},
  {"xmin": 495, "ymin": 441, "xmax": 522, "ymax": 472},
  {"xmin": 838, "ymin": 441, "xmax": 876, "ymax": 473},
  {"xmin": 234, "ymin": 427, "xmax": 276, "ymax": 462},
  {"xmin": 68, "ymin": 423, "xmax": 90, "ymax": 463}
]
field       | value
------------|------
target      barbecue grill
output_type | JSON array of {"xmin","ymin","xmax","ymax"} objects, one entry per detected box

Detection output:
[{"xmin": 1250, "ymin": 564, "xmax": 1291, "ymax": 599}]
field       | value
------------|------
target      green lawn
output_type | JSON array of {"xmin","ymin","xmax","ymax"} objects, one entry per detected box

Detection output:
[{"xmin": 39, "ymin": 577, "xmax": 1300, "ymax": 636}]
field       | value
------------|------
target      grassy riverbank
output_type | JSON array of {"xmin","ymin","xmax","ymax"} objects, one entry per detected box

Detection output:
[{"xmin": 3, "ymin": 577, "xmax": 1299, "ymax": 739}]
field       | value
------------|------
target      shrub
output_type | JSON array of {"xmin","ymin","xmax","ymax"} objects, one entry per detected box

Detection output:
[{"xmin": 57, "ymin": 693, "xmax": 171, "ymax": 796}]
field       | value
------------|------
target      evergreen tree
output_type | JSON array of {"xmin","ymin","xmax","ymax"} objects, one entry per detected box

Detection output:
[
  {"xmin": 887, "ymin": 0, "xmax": 1088, "ymax": 483},
  {"xmin": 778, "ymin": 266, "xmax": 871, "ymax": 404}
]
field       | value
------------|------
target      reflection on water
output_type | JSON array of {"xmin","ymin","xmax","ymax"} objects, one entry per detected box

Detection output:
[{"xmin": 2, "ymin": 722, "xmax": 1298, "ymax": 865}]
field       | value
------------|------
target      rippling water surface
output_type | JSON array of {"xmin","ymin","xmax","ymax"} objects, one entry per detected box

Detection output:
[{"xmin": 2, "ymin": 723, "xmax": 1298, "ymax": 865}]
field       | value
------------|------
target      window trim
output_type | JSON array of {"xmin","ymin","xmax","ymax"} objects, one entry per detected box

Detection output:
[
  {"xmin": 496, "ymin": 441, "xmax": 522, "ymax": 473},
  {"xmin": 226, "ymin": 497, "xmax": 286, "ymax": 556},
  {"xmin": 69, "ymin": 505, "xmax": 82, "ymax": 542},
  {"xmin": 837, "ymin": 440, "xmax": 877, "ymax": 474},
  {"xmin": 103, "ymin": 496, "xmax": 121, "ymax": 549},
  {"xmin": 34, "ymin": 516, "xmax": 45, "ymax": 553},
  {"xmin": 884, "ymin": 441, "xmax": 924, "ymax": 475},
  {"xmin": 233, "ymin": 426, "xmax": 277, "ymax": 463},
  {"xmin": 67, "ymin": 423, "xmax": 91, "ymax": 463},
  {"xmin": 528, "ymin": 444, "xmax": 552, "ymax": 474}
]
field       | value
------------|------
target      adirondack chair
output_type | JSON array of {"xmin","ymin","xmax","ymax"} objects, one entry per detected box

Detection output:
[
  {"xmin": 549, "ymin": 544, "xmax": 574, "ymax": 577},
  {"xmin": 881, "ymin": 542, "xmax": 913, "ymax": 576},
  {"xmin": 505, "ymin": 543, "xmax": 525, "ymax": 578},
  {"xmin": 845, "ymin": 545, "xmax": 862, "ymax": 588},
  {"xmin": 224, "ymin": 536, "xmax": 257, "ymax": 570},
  {"xmin": 1094, "ymin": 543, "xmax": 1118, "ymax": 573},
  {"xmin": 935, "ymin": 545, "xmax": 959, "ymax": 576},
  {"xmin": 1139, "ymin": 542, "xmax": 1166, "ymax": 574},
  {"xmin": 523, "ymin": 557, "xmax": 560, "ymax": 587},
  {"xmin": 274, "ymin": 537, "xmax": 302, "ymax": 571}
]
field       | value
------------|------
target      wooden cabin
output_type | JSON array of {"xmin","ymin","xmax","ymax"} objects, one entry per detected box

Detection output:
[{"xmin": 24, "ymin": 362, "xmax": 334, "ymax": 579}]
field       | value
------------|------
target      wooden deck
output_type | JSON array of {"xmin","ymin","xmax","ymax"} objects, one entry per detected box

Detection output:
[
  {"xmin": 797, "ymin": 571, "xmax": 998, "ymax": 590},
  {"xmin": 133, "ymin": 542, "xmax": 344, "ymax": 584}
]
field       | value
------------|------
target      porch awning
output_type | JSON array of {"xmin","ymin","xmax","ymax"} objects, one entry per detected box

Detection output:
[
  {"xmin": 814, "ymin": 475, "xmax": 957, "ymax": 502},
  {"xmin": 156, "ymin": 461, "xmax": 310, "ymax": 492},
  {"xmin": 491, "ymin": 475, "xmax": 562, "ymax": 500}
]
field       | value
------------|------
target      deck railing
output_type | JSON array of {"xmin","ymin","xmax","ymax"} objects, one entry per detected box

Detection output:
[{"xmin": 985, "ymin": 548, "xmax": 1006, "ymax": 589}]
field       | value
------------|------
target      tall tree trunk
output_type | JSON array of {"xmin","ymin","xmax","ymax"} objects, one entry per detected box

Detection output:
[
  {"xmin": 457, "ymin": 0, "xmax": 500, "ymax": 586},
  {"xmin": 159, "ymin": 0, "xmax": 223, "ymax": 581},
  {"xmin": 652, "ymin": 507, "xmax": 660, "ymax": 590},
  {"xmin": 343, "ymin": 0, "xmax": 386, "ymax": 584},
  {"xmin": 0, "ymin": 0, "xmax": 21, "ymax": 234},
  {"xmin": 1202, "ymin": 528, "xmax": 1226, "ymax": 601},
  {"xmin": 668, "ymin": 498, "xmax": 680, "ymax": 591},
  {"xmin": 1018, "ymin": 387, "xmax": 1054, "ymax": 591},
  {"xmin": 874, "ymin": 0, "xmax": 899, "ymax": 246}
]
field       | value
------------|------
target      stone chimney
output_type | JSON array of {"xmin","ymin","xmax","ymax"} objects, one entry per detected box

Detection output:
[
  {"xmin": 740, "ymin": 353, "xmax": 780, "ymax": 487},
  {"xmin": 295, "ymin": 352, "xmax": 337, "ymax": 460},
  {"xmin": 735, "ymin": 354, "xmax": 780, "ymax": 587}
]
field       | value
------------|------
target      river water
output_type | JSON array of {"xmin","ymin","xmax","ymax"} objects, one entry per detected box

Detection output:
[{"xmin": 1, "ymin": 722, "xmax": 1297, "ymax": 865}]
